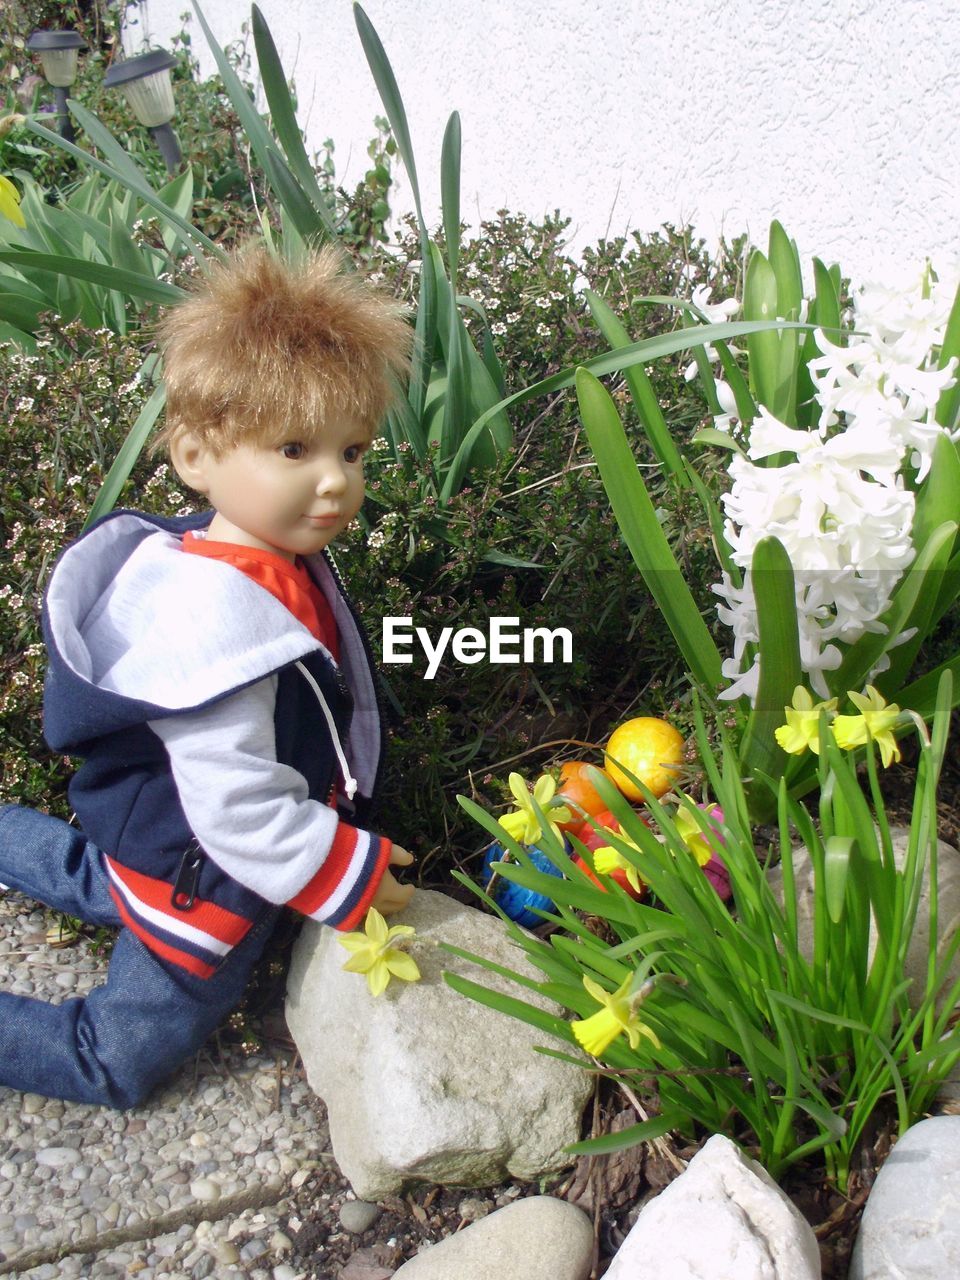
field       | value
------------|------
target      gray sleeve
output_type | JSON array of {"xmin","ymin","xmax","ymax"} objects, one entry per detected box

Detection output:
[{"xmin": 149, "ymin": 676, "xmax": 340, "ymax": 904}]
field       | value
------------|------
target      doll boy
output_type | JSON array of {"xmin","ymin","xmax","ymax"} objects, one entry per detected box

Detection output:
[{"xmin": 0, "ymin": 244, "xmax": 414, "ymax": 1109}]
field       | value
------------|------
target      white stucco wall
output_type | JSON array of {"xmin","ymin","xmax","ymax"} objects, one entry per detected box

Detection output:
[{"xmin": 127, "ymin": 0, "xmax": 960, "ymax": 287}]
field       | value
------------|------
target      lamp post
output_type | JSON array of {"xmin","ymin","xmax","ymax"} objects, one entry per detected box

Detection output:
[
  {"xmin": 104, "ymin": 49, "xmax": 182, "ymax": 176},
  {"xmin": 25, "ymin": 30, "xmax": 86, "ymax": 144}
]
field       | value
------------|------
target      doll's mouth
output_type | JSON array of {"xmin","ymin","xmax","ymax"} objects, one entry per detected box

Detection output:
[{"xmin": 304, "ymin": 513, "xmax": 341, "ymax": 528}]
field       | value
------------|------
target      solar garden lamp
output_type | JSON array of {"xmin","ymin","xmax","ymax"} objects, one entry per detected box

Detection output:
[
  {"xmin": 104, "ymin": 49, "xmax": 182, "ymax": 175},
  {"xmin": 25, "ymin": 30, "xmax": 86, "ymax": 144}
]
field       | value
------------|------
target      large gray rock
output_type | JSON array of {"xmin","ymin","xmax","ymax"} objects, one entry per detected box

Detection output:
[
  {"xmin": 285, "ymin": 889, "xmax": 592, "ymax": 1200},
  {"xmin": 604, "ymin": 1134, "xmax": 820, "ymax": 1280},
  {"xmin": 766, "ymin": 826, "xmax": 960, "ymax": 1011},
  {"xmin": 391, "ymin": 1195, "xmax": 594, "ymax": 1280},
  {"xmin": 849, "ymin": 1115, "xmax": 960, "ymax": 1279}
]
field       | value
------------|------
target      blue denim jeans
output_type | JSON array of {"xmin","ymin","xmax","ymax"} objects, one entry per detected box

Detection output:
[{"xmin": 0, "ymin": 805, "xmax": 280, "ymax": 1109}]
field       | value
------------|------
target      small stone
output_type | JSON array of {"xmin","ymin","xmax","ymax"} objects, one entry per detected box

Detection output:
[
  {"xmin": 272, "ymin": 1267, "xmax": 300, "ymax": 1280},
  {"xmin": 457, "ymin": 1197, "xmax": 491, "ymax": 1223},
  {"xmin": 270, "ymin": 1230, "xmax": 293, "ymax": 1253},
  {"xmin": 189, "ymin": 1178, "xmax": 221, "ymax": 1203},
  {"xmin": 206, "ymin": 1239, "xmax": 241, "ymax": 1265},
  {"xmin": 21, "ymin": 1094, "xmax": 45, "ymax": 1115},
  {"xmin": 240, "ymin": 1238, "xmax": 269, "ymax": 1261},
  {"xmin": 189, "ymin": 1131, "xmax": 210, "ymax": 1147},
  {"xmin": 339, "ymin": 1199, "xmax": 380, "ymax": 1233},
  {"xmin": 36, "ymin": 1147, "xmax": 81, "ymax": 1168}
]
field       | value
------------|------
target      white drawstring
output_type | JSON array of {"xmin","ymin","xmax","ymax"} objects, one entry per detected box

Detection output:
[{"xmin": 294, "ymin": 660, "xmax": 359, "ymax": 800}]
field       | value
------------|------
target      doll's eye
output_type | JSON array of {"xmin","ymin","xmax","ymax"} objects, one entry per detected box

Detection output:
[
  {"xmin": 343, "ymin": 444, "xmax": 366, "ymax": 464},
  {"xmin": 280, "ymin": 442, "xmax": 306, "ymax": 460}
]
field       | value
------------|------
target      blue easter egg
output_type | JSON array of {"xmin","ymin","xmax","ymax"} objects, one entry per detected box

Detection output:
[{"xmin": 482, "ymin": 842, "xmax": 566, "ymax": 927}]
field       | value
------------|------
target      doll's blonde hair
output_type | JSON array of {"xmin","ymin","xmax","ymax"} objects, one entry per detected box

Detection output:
[{"xmin": 155, "ymin": 242, "xmax": 411, "ymax": 455}]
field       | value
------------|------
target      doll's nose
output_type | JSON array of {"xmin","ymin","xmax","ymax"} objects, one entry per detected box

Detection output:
[{"xmin": 315, "ymin": 464, "xmax": 347, "ymax": 494}]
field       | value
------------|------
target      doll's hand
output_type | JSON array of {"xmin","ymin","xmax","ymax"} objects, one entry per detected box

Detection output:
[{"xmin": 370, "ymin": 844, "xmax": 415, "ymax": 916}]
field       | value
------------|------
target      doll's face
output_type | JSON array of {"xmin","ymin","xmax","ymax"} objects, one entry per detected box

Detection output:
[{"xmin": 171, "ymin": 415, "xmax": 370, "ymax": 561}]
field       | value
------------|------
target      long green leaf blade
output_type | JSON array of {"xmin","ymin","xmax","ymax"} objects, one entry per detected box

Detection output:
[
  {"xmin": 353, "ymin": 2, "xmax": 425, "ymax": 228},
  {"xmin": 575, "ymin": 367, "xmax": 723, "ymax": 689},
  {"xmin": 585, "ymin": 288, "xmax": 685, "ymax": 476},
  {"xmin": 0, "ymin": 250, "xmax": 184, "ymax": 304},
  {"xmin": 441, "ymin": 112, "xmax": 461, "ymax": 284},
  {"xmin": 743, "ymin": 249, "xmax": 780, "ymax": 413},
  {"xmin": 739, "ymin": 536, "xmax": 801, "ymax": 796},
  {"xmin": 251, "ymin": 3, "xmax": 334, "ymax": 216}
]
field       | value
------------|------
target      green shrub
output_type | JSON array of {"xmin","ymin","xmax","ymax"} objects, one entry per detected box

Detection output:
[{"xmin": 0, "ymin": 318, "xmax": 198, "ymax": 813}]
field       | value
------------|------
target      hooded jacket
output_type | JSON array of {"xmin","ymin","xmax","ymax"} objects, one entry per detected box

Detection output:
[{"xmin": 41, "ymin": 509, "xmax": 391, "ymax": 978}]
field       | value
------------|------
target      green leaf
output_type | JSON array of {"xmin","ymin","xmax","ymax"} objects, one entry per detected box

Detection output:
[
  {"xmin": 566, "ymin": 1112, "xmax": 683, "ymax": 1156},
  {"xmin": 714, "ymin": 340, "xmax": 756, "ymax": 426},
  {"xmin": 738, "ymin": 536, "xmax": 800, "ymax": 798},
  {"xmin": 782, "ymin": 1093, "xmax": 847, "ymax": 1139},
  {"xmin": 912, "ymin": 433, "xmax": 960, "ymax": 552},
  {"xmin": 936, "ymin": 277, "xmax": 960, "ymax": 429},
  {"xmin": 442, "ymin": 971, "xmax": 573, "ymax": 1039},
  {"xmin": 743, "ymin": 249, "xmax": 780, "ymax": 413},
  {"xmin": 0, "ymin": 290, "xmax": 45, "ymax": 330},
  {"xmin": 0, "ymin": 250, "xmax": 184, "ymax": 304},
  {"xmin": 353, "ymin": 3, "xmax": 425, "ymax": 229},
  {"xmin": 767, "ymin": 221, "xmax": 803, "ymax": 423},
  {"xmin": 261, "ymin": 148, "xmax": 331, "ymax": 247},
  {"xmin": 441, "ymin": 112, "xmax": 461, "ymax": 284},
  {"xmin": 251, "ymin": 3, "xmax": 335, "ymax": 219},
  {"xmin": 574, "ymin": 367, "xmax": 723, "ymax": 690},
  {"xmin": 84, "ymin": 366, "xmax": 165, "ymax": 528},
  {"xmin": 585, "ymin": 289, "xmax": 685, "ymax": 476},
  {"xmin": 823, "ymin": 836, "xmax": 855, "ymax": 925},
  {"xmin": 431, "ymin": 243, "xmax": 466, "ymax": 465},
  {"xmin": 0, "ymin": 320, "xmax": 38, "ymax": 352},
  {"xmin": 691, "ymin": 426, "xmax": 745, "ymax": 453},
  {"xmin": 768, "ymin": 221, "xmax": 803, "ymax": 319}
]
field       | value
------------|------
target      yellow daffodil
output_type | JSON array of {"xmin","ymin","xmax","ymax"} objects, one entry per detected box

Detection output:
[
  {"xmin": 593, "ymin": 837, "xmax": 644, "ymax": 893},
  {"xmin": 774, "ymin": 685, "xmax": 838, "ymax": 756},
  {"xmin": 338, "ymin": 907, "xmax": 421, "ymax": 997},
  {"xmin": 673, "ymin": 799, "xmax": 722, "ymax": 867},
  {"xmin": 499, "ymin": 771, "xmax": 571, "ymax": 846},
  {"xmin": 0, "ymin": 175, "xmax": 25, "ymax": 228},
  {"xmin": 833, "ymin": 685, "xmax": 902, "ymax": 767},
  {"xmin": 571, "ymin": 974, "xmax": 661, "ymax": 1057}
]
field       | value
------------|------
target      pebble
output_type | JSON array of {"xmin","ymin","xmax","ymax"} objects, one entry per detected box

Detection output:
[
  {"xmin": 189, "ymin": 1177, "xmax": 221, "ymax": 1203},
  {"xmin": 0, "ymin": 901, "xmax": 321, "ymax": 1277},
  {"xmin": 35, "ymin": 1146, "xmax": 81, "ymax": 1168},
  {"xmin": 339, "ymin": 1198, "xmax": 381, "ymax": 1233}
]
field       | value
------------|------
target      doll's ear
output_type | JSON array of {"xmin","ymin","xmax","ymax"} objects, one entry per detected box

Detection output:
[{"xmin": 168, "ymin": 431, "xmax": 213, "ymax": 495}]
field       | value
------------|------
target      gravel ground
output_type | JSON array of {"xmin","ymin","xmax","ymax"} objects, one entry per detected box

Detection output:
[{"xmin": 0, "ymin": 888, "xmax": 327, "ymax": 1279}]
